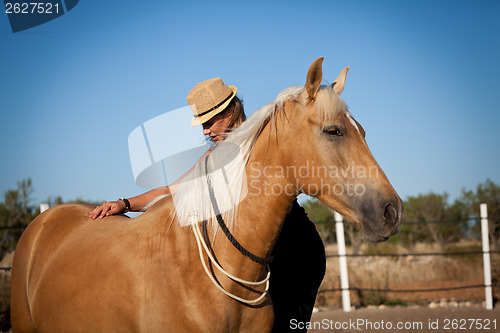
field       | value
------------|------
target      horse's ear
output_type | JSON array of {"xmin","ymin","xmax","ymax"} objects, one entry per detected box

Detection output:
[
  {"xmin": 306, "ymin": 57, "xmax": 324, "ymax": 100},
  {"xmin": 331, "ymin": 67, "xmax": 349, "ymax": 95}
]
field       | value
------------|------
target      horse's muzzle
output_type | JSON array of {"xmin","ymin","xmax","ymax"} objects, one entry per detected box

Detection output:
[{"xmin": 362, "ymin": 197, "xmax": 403, "ymax": 243}]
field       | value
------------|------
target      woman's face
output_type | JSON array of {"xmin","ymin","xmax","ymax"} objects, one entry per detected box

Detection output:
[{"xmin": 202, "ymin": 108, "xmax": 232, "ymax": 143}]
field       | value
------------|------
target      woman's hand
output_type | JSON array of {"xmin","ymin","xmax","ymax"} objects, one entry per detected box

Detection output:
[{"xmin": 89, "ymin": 200, "xmax": 126, "ymax": 220}]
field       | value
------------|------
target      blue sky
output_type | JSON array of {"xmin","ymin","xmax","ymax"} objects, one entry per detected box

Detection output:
[{"xmin": 1, "ymin": 0, "xmax": 499, "ymax": 208}]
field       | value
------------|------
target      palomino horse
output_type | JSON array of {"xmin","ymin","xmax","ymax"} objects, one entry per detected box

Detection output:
[{"xmin": 11, "ymin": 57, "xmax": 403, "ymax": 332}]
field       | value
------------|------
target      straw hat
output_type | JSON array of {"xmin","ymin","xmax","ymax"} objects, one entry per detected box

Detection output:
[{"xmin": 187, "ymin": 77, "xmax": 237, "ymax": 126}]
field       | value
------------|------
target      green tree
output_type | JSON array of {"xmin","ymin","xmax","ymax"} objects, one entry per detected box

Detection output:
[
  {"xmin": 401, "ymin": 192, "xmax": 467, "ymax": 251},
  {"xmin": 0, "ymin": 179, "xmax": 37, "ymax": 258},
  {"xmin": 459, "ymin": 179, "xmax": 500, "ymax": 250}
]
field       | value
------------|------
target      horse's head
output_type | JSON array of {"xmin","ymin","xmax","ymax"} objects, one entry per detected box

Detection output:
[{"xmin": 280, "ymin": 57, "xmax": 403, "ymax": 242}]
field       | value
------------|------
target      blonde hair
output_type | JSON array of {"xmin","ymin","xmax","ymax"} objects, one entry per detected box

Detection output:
[{"xmin": 226, "ymin": 95, "xmax": 246, "ymax": 129}]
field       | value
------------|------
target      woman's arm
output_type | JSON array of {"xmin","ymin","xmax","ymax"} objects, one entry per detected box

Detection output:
[
  {"xmin": 89, "ymin": 187, "xmax": 170, "ymax": 219},
  {"xmin": 89, "ymin": 149, "xmax": 212, "ymax": 220}
]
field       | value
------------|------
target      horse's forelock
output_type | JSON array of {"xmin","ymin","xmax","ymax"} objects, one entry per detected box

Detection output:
[{"xmin": 314, "ymin": 86, "xmax": 349, "ymax": 130}]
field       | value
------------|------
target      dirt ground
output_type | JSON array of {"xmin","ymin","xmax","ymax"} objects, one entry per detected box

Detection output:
[{"xmin": 308, "ymin": 305, "xmax": 500, "ymax": 333}]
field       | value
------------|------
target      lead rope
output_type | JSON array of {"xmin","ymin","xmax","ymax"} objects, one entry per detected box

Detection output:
[
  {"xmin": 192, "ymin": 219, "xmax": 270, "ymax": 304},
  {"xmin": 190, "ymin": 158, "xmax": 270, "ymax": 304}
]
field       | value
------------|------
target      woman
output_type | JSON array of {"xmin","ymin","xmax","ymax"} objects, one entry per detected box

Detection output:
[{"xmin": 90, "ymin": 77, "xmax": 325, "ymax": 332}]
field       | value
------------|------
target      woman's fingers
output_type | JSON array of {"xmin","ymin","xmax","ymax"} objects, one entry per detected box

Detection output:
[
  {"xmin": 90, "ymin": 202, "xmax": 115, "ymax": 219},
  {"xmin": 90, "ymin": 200, "xmax": 127, "ymax": 219}
]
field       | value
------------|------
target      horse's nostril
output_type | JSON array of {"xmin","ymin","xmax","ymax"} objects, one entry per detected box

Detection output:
[{"xmin": 383, "ymin": 203, "xmax": 397, "ymax": 224}]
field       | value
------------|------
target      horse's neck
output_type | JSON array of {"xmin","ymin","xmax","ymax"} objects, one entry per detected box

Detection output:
[{"xmin": 231, "ymin": 118, "xmax": 296, "ymax": 262}]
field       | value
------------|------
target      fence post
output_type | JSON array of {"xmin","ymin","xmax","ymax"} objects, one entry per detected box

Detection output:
[
  {"xmin": 480, "ymin": 203, "xmax": 493, "ymax": 310},
  {"xmin": 334, "ymin": 211, "xmax": 351, "ymax": 312}
]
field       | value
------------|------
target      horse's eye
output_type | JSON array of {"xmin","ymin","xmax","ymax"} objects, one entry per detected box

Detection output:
[{"xmin": 324, "ymin": 128, "xmax": 343, "ymax": 137}]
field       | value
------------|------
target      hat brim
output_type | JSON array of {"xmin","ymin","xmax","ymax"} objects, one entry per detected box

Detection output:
[{"xmin": 190, "ymin": 85, "xmax": 237, "ymax": 127}]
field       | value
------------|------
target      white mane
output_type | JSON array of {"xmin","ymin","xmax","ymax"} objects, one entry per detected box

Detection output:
[{"xmin": 170, "ymin": 86, "xmax": 303, "ymax": 231}]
